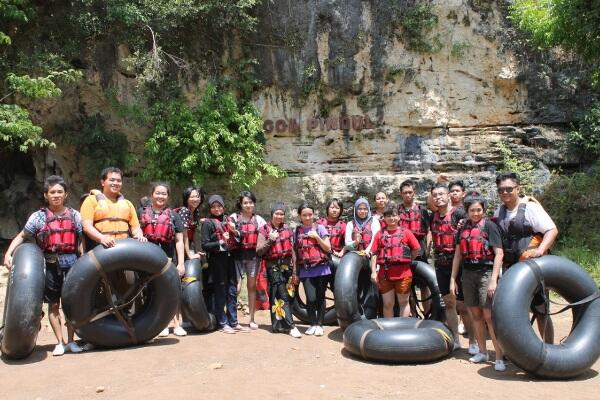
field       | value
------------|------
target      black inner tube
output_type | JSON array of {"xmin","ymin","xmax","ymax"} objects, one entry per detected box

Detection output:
[
  {"xmin": 1, "ymin": 243, "xmax": 45, "ymax": 359},
  {"xmin": 343, "ymin": 317, "xmax": 453, "ymax": 363},
  {"xmin": 181, "ymin": 258, "xmax": 216, "ymax": 331},
  {"xmin": 62, "ymin": 239, "xmax": 181, "ymax": 348},
  {"xmin": 492, "ymin": 255, "xmax": 600, "ymax": 379}
]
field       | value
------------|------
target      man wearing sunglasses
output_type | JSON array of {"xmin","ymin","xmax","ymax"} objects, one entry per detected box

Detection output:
[{"xmin": 494, "ymin": 172, "xmax": 558, "ymax": 343}]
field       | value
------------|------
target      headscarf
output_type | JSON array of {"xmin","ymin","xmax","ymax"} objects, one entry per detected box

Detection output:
[
  {"xmin": 271, "ymin": 201, "xmax": 286, "ymax": 216},
  {"xmin": 353, "ymin": 198, "xmax": 372, "ymax": 229},
  {"xmin": 208, "ymin": 194, "xmax": 224, "ymax": 207}
]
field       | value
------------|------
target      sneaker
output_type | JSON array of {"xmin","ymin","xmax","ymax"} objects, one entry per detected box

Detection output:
[
  {"xmin": 173, "ymin": 327, "xmax": 187, "ymax": 336},
  {"xmin": 469, "ymin": 352, "xmax": 489, "ymax": 363},
  {"xmin": 220, "ymin": 325, "xmax": 237, "ymax": 334},
  {"xmin": 453, "ymin": 338, "xmax": 461, "ymax": 351},
  {"xmin": 66, "ymin": 342, "xmax": 83, "ymax": 353},
  {"xmin": 232, "ymin": 324, "xmax": 250, "ymax": 333},
  {"xmin": 314, "ymin": 326, "xmax": 324, "ymax": 336},
  {"xmin": 458, "ymin": 322, "xmax": 466, "ymax": 335},
  {"xmin": 468, "ymin": 343, "xmax": 480, "ymax": 355},
  {"xmin": 495, "ymin": 359, "xmax": 507, "ymax": 372},
  {"xmin": 82, "ymin": 343, "xmax": 95, "ymax": 351},
  {"xmin": 249, "ymin": 321, "xmax": 259, "ymax": 330},
  {"xmin": 305, "ymin": 326, "xmax": 317, "ymax": 336},
  {"xmin": 52, "ymin": 343, "xmax": 65, "ymax": 356},
  {"xmin": 289, "ymin": 327, "xmax": 302, "ymax": 338},
  {"xmin": 158, "ymin": 328, "xmax": 170, "ymax": 337}
]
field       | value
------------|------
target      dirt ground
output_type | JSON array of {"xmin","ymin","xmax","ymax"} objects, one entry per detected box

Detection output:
[{"xmin": 0, "ymin": 270, "xmax": 598, "ymax": 400}]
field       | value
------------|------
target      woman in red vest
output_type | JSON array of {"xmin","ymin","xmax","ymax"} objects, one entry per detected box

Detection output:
[
  {"xmin": 228, "ymin": 191, "xmax": 267, "ymax": 330},
  {"xmin": 295, "ymin": 203, "xmax": 332, "ymax": 336},
  {"xmin": 451, "ymin": 194, "xmax": 505, "ymax": 371},
  {"xmin": 138, "ymin": 182, "xmax": 186, "ymax": 337}
]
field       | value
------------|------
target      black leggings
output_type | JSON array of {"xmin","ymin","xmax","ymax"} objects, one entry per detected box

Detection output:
[{"xmin": 302, "ymin": 275, "xmax": 328, "ymax": 326}]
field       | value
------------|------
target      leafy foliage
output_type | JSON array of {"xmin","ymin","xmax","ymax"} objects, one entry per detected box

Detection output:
[
  {"xmin": 0, "ymin": 1, "xmax": 82, "ymax": 152},
  {"xmin": 143, "ymin": 83, "xmax": 285, "ymax": 189},
  {"xmin": 568, "ymin": 101, "xmax": 600, "ymax": 158},
  {"xmin": 540, "ymin": 163, "xmax": 600, "ymax": 282},
  {"xmin": 495, "ymin": 140, "xmax": 535, "ymax": 194},
  {"xmin": 510, "ymin": 0, "xmax": 600, "ymax": 88}
]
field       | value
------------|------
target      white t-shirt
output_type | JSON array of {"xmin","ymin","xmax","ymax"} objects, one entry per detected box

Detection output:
[
  {"xmin": 494, "ymin": 201, "xmax": 556, "ymax": 234},
  {"xmin": 345, "ymin": 218, "xmax": 381, "ymax": 253}
]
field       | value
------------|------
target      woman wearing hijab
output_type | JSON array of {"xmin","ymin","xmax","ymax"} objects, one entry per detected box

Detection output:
[{"xmin": 344, "ymin": 198, "xmax": 382, "ymax": 318}]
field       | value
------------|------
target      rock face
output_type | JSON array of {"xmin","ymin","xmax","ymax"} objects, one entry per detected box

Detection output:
[{"xmin": 0, "ymin": 1, "xmax": 596, "ymax": 236}]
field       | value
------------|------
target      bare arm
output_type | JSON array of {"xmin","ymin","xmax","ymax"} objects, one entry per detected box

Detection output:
[
  {"xmin": 3, "ymin": 231, "xmax": 27, "ymax": 269},
  {"xmin": 175, "ymin": 232, "xmax": 185, "ymax": 276}
]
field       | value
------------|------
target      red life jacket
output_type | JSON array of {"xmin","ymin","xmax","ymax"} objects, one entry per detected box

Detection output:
[
  {"xmin": 236, "ymin": 214, "xmax": 259, "ymax": 250},
  {"xmin": 140, "ymin": 207, "xmax": 175, "ymax": 244},
  {"xmin": 260, "ymin": 223, "xmax": 294, "ymax": 260},
  {"xmin": 209, "ymin": 216, "xmax": 237, "ymax": 251},
  {"xmin": 352, "ymin": 220, "xmax": 373, "ymax": 251},
  {"xmin": 459, "ymin": 219, "xmax": 495, "ymax": 264},
  {"xmin": 37, "ymin": 208, "xmax": 77, "ymax": 253},
  {"xmin": 295, "ymin": 224, "xmax": 330, "ymax": 267},
  {"xmin": 399, "ymin": 203, "xmax": 427, "ymax": 240},
  {"xmin": 376, "ymin": 228, "xmax": 412, "ymax": 266},
  {"xmin": 432, "ymin": 208, "xmax": 458, "ymax": 264},
  {"xmin": 317, "ymin": 217, "xmax": 346, "ymax": 252}
]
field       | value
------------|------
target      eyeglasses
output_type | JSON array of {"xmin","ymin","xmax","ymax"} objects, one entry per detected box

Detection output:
[{"xmin": 497, "ymin": 186, "xmax": 517, "ymax": 194}]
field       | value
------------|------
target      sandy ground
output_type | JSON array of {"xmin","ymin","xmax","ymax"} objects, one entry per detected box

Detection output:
[{"xmin": 0, "ymin": 270, "xmax": 598, "ymax": 400}]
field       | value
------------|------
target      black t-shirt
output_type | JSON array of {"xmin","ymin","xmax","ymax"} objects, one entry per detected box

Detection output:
[{"xmin": 456, "ymin": 219, "xmax": 502, "ymax": 269}]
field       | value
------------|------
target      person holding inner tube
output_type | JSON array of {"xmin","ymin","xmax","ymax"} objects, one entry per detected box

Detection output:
[
  {"xmin": 256, "ymin": 202, "xmax": 302, "ymax": 338},
  {"xmin": 430, "ymin": 183, "xmax": 466, "ymax": 350},
  {"xmin": 345, "ymin": 198, "xmax": 381, "ymax": 318},
  {"xmin": 3, "ymin": 175, "xmax": 84, "ymax": 356},
  {"xmin": 372, "ymin": 192, "xmax": 389, "ymax": 229},
  {"xmin": 370, "ymin": 204, "xmax": 421, "ymax": 317},
  {"xmin": 295, "ymin": 203, "xmax": 332, "ymax": 336},
  {"xmin": 451, "ymin": 193, "xmax": 505, "ymax": 371},
  {"xmin": 201, "ymin": 195, "xmax": 248, "ymax": 334},
  {"xmin": 494, "ymin": 172, "xmax": 559, "ymax": 344},
  {"xmin": 80, "ymin": 166, "xmax": 146, "ymax": 248},
  {"xmin": 176, "ymin": 186, "xmax": 205, "ymax": 260},
  {"xmin": 228, "ymin": 191, "xmax": 267, "ymax": 330},
  {"xmin": 138, "ymin": 182, "xmax": 187, "ymax": 337}
]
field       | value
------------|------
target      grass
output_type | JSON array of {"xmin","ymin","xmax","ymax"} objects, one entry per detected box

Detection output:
[{"xmin": 553, "ymin": 242, "xmax": 600, "ymax": 285}]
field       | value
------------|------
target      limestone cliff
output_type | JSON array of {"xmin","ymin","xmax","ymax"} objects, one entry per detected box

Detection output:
[{"xmin": 1, "ymin": 0, "xmax": 596, "ymax": 237}]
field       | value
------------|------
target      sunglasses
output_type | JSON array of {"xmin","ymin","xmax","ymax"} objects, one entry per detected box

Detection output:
[{"xmin": 497, "ymin": 186, "xmax": 517, "ymax": 194}]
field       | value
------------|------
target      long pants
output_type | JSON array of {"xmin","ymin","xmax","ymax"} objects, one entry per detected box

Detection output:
[
  {"xmin": 302, "ymin": 275, "xmax": 328, "ymax": 326},
  {"xmin": 208, "ymin": 252, "xmax": 238, "ymax": 328},
  {"xmin": 266, "ymin": 259, "xmax": 295, "ymax": 333}
]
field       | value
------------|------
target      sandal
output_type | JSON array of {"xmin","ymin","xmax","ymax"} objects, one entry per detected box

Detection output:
[{"xmin": 249, "ymin": 321, "xmax": 259, "ymax": 330}]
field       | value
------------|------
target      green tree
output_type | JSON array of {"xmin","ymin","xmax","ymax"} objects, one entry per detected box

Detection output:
[
  {"xmin": 1, "ymin": 1, "xmax": 81, "ymax": 151},
  {"xmin": 143, "ymin": 83, "xmax": 285, "ymax": 189}
]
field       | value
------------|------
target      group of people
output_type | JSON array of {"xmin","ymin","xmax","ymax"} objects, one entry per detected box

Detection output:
[{"xmin": 2, "ymin": 167, "xmax": 559, "ymax": 373}]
